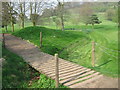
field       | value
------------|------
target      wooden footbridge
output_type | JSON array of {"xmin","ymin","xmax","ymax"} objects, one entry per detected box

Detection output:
[{"xmin": 4, "ymin": 34, "xmax": 103, "ymax": 88}]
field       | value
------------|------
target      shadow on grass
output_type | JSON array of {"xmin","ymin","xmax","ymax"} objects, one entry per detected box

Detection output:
[{"xmin": 95, "ymin": 60, "xmax": 112, "ymax": 68}]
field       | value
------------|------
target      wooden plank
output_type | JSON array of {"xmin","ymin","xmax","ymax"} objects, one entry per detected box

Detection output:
[
  {"xmin": 69, "ymin": 75, "xmax": 103, "ymax": 88},
  {"xmin": 49, "ymin": 67, "xmax": 86, "ymax": 78},
  {"xmin": 59, "ymin": 67, "xmax": 87, "ymax": 77},
  {"xmin": 59, "ymin": 65, "xmax": 82, "ymax": 72},
  {"xmin": 60, "ymin": 69, "xmax": 91, "ymax": 80},
  {"xmin": 38, "ymin": 61, "xmax": 83, "ymax": 73},
  {"xmin": 39, "ymin": 62, "xmax": 82, "ymax": 71},
  {"xmin": 61, "ymin": 70, "xmax": 95, "ymax": 85},
  {"xmin": 64, "ymin": 72, "xmax": 99, "ymax": 86},
  {"xmin": 38, "ymin": 64, "xmax": 80, "ymax": 74},
  {"xmin": 37, "ymin": 60, "xmax": 79, "ymax": 70},
  {"xmin": 49, "ymin": 67, "xmax": 84, "ymax": 78},
  {"xmin": 38, "ymin": 66, "xmax": 82, "ymax": 76},
  {"xmin": 60, "ymin": 66, "xmax": 83, "ymax": 75},
  {"xmin": 45, "ymin": 60, "xmax": 80, "ymax": 68},
  {"xmin": 40, "ymin": 65, "xmax": 82, "ymax": 76}
]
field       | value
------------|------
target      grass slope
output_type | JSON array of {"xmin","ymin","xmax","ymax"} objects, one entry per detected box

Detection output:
[
  {"xmin": 2, "ymin": 48, "xmax": 66, "ymax": 88},
  {"xmin": 13, "ymin": 26, "xmax": 88, "ymax": 55},
  {"xmin": 12, "ymin": 22, "xmax": 119, "ymax": 77}
]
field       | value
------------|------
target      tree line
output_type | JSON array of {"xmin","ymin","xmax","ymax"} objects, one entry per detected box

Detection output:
[{"xmin": 1, "ymin": 1, "xmax": 119, "ymax": 32}]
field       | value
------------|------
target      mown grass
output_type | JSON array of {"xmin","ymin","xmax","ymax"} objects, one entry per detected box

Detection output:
[
  {"xmin": 2, "ymin": 48, "xmax": 67, "ymax": 88},
  {"xmin": 12, "ymin": 26, "xmax": 88, "ymax": 55},
  {"xmin": 12, "ymin": 20, "xmax": 119, "ymax": 77}
]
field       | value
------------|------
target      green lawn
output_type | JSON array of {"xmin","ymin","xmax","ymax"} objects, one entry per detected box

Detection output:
[
  {"xmin": 2, "ymin": 48, "xmax": 67, "ymax": 88},
  {"xmin": 12, "ymin": 19, "xmax": 119, "ymax": 77}
]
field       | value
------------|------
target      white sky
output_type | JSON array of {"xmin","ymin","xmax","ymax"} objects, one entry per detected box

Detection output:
[{"xmin": 1, "ymin": 0, "xmax": 120, "ymax": 2}]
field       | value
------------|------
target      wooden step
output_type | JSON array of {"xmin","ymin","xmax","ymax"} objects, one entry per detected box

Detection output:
[
  {"xmin": 39, "ymin": 61, "xmax": 80, "ymax": 69},
  {"xmin": 64, "ymin": 72, "xmax": 99, "ymax": 86},
  {"xmin": 60, "ymin": 69, "xmax": 91, "ymax": 83},
  {"xmin": 62, "ymin": 70, "xmax": 95, "ymax": 85},
  {"xmin": 49, "ymin": 67, "xmax": 86, "ymax": 78},
  {"xmin": 39, "ymin": 62, "xmax": 82, "ymax": 71},
  {"xmin": 60, "ymin": 69, "xmax": 91, "ymax": 80},
  {"xmin": 46, "ymin": 67, "xmax": 83, "ymax": 79},
  {"xmin": 57, "ymin": 67, "xmax": 86, "ymax": 77},
  {"xmin": 38, "ymin": 64, "xmax": 82, "ymax": 74},
  {"xmin": 69, "ymin": 74, "xmax": 103, "ymax": 88}
]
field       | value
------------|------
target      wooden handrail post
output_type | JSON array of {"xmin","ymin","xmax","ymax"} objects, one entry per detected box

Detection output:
[
  {"xmin": 40, "ymin": 32, "xmax": 42, "ymax": 48},
  {"xmin": 2, "ymin": 33, "xmax": 5, "ymax": 48},
  {"xmin": 92, "ymin": 41, "xmax": 95, "ymax": 67},
  {"xmin": 55, "ymin": 53, "xmax": 59, "ymax": 88}
]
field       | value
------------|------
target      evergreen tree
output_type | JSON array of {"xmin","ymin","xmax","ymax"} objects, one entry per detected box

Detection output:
[{"xmin": 87, "ymin": 14, "xmax": 102, "ymax": 26}]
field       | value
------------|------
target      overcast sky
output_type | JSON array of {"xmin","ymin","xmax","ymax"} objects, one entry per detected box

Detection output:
[{"xmin": 1, "ymin": 0, "xmax": 119, "ymax": 2}]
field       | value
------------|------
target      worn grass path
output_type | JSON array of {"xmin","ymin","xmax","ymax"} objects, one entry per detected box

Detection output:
[{"xmin": 4, "ymin": 34, "xmax": 118, "ymax": 88}]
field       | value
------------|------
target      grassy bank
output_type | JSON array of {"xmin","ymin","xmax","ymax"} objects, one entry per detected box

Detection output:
[{"xmin": 13, "ymin": 26, "xmax": 88, "ymax": 55}]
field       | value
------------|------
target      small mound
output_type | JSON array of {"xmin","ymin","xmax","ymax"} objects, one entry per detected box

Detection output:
[{"xmin": 12, "ymin": 26, "xmax": 87, "ymax": 55}]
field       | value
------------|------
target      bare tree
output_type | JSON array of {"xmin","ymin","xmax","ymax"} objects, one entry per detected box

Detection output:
[
  {"xmin": 56, "ymin": 0, "xmax": 65, "ymax": 31},
  {"xmin": 30, "ymin": 1, "xmax": 45, "ymax": 26},
  {"xmin": 8, "ymin": 2, "xmax": 17, "ymax": 32},
  {"xmin": 2, "ymin": 2, "xmax": 11, "ymax": 32},
  {"xmin": 18, "ymin": 2, "xmax": 25, "ymax": 28}
]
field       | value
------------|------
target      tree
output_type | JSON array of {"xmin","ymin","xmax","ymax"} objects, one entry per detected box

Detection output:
[
  {"xmin": 55, "ymin": 0, "xmax": 65, "ymax": 31},
  {"xmin": 18, "ymin": 2, "xmax": 25, "ymax": 28},
  {"xmin": 2, "ymin": 2, "xmax": 11, "ymax": 32},
  {"xmin": 8, "ymin": 2, "xmax": 17, "ymax": 32},
  {"xmin": 87, "ymin": 14, "xmax": 102, "ymax": 26},
  {"xmin": 30, "ymin": 1, "xmax": 45, "ymax": 26}
]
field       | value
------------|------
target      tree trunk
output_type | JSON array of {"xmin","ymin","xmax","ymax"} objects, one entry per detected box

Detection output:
[
  {"xmin": 92, "ymin": 24, "xmax": 94, "ymax": 30},
  {"xmin": 20, "ymin": 3, "xmax": 24, "ymax": 29},
  {"xmin": 33, "ymin": 22, "xmax": 36, "ymax": 26},
  {"xmin": 61, "ymin": 4, "xmax": 64, "ymax": 31},
  {"xmin": 30, "ymin": 2, "xmax": 33, "ymax": 20},
  {"xmin": 12, "ymin": 22, "xmax": 14, "ymax": 32},
  {"xmin": 22, "ymin": 17, "xmax": 24, "ymax": 28},
  {"xmin": 61, "ymin": 16, "xmax": 64, "ymax": 31},
  {"xmin": 21, "ymin": 18, "xmax": 24, "ymax": 28},
  {"xmin": 23, "ymin": 2, "xmax": 25, "ymax": 28},
  {"xmin": 5, "ymin": 25, "xmax": 7, "ymax": 32}
]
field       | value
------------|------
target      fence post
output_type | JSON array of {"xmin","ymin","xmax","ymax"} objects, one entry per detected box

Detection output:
[
  {"xmin": 92, "ymin": 41, "xmax": 95, "ymax": 67},
  {"xmin": 2, "ymin": 33, "xmax": 5, "ymax": 48},
  {"xmin": 40, "ymin": 32, "xmax": 42, "ymax": 48},
  {"xmin": 55, "ymin": 53, "xmax": 59, "ymax": 88}
]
